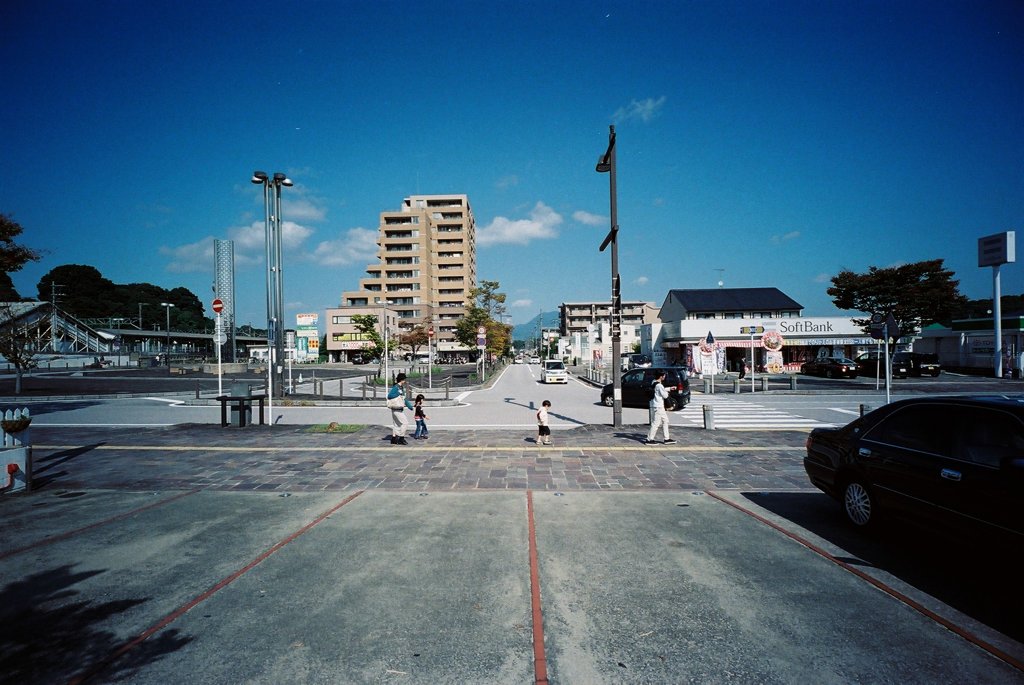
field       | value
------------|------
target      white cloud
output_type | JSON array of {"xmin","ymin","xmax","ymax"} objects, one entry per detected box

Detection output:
[
  {"xmin": 496, "ymin": 175, "xmax": 519, "ymax": 190},
  {"xmin": 163, "ymin": 219, "xmax": 316, "ymax": 273},
  {"xmin": 814, "ymin": 273, "xmax": 831, "ymax": 283},
  {"xmin": 477, "ymin": 201, "xmax": 563, "ymax": 246},
  {"xmin": 572, "ymin": 210, "xmax": 606, "ymax": 226},
  {"xmin": 635, "ymin": 276, "xmax": 649, "ymax": 286},
  {"xmin": 161, "ymin": 237, "xmax": 216, "ymax": 273},
  {"xmin": 511, "ymin": 299, "xmax": 533, "ymax": 308},
  {"xmin": 770, "ymin": 231, "xmax": 801, "ymax": 244},
  {"xmin": 284, "ymin": 197, "xmax": 327, "ymax": 222},
  {"xmin": 613, "ymin": 96, "xmax": 666, "ymax": 124},
  {"xmin": 310, "ymin": 227, "xmax": 380, "ymax": 266}
]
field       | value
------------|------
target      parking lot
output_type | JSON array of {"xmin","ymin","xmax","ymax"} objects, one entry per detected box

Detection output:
[{"xmin": 2, "ymin": 423, "xmax": 1022, "ymax": 683}]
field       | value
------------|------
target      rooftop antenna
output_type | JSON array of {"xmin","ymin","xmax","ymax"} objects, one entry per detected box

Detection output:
[{"xmin": 714, "ymin": 268, "xmax": 725, "ymax": 288}]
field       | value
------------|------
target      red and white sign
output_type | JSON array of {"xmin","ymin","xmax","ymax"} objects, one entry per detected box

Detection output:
[
  {"xmin": 428, "ymin": 326, "xmax": 435, "ymax": 338},
  {"xmin": 212, "ymin": 298, "xmax": 224, "ymax": 314}
]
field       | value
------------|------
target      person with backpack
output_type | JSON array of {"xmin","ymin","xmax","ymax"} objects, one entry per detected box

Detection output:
[{"xmin": 645, "ymin": 371, "xmax": 677, "ymax": 445}]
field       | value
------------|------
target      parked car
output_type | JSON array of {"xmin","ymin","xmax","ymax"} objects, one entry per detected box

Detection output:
[
  {"xmin": 803, "ymin": 396, "xmax": 1024, "ymax": 540},
  {"xmin": 624, "ymin": 353, "xmax": 652, "ymax": 371},
  {"xmin": 854, "ymin": 351, "xmax": 910, "ymax": 379},
  {"xmin": 530, "ymin": 356, "xmax": 541, "ymax": 364},
  {"xmin": 541, "ymin": 360, "xmax": 568, "ymax": 384},
  {"xmin": 601, "ymin": 367, "xmax": 691, "ymax": 411},
  {"xmin": 904, "ymin": 352, "xmax": 941, "ymax": 377},
  {"xmin": 800, "ymin": 357, "xmax": 859, "ymax": 378}
]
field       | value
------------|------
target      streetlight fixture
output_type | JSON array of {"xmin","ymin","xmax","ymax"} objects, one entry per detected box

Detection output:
[
  {"xmin": 595, "ymin": 124, "xmax": 623, "ymax": 428},
  {"xmin": 251, "ymin": 170, "xmax": 293, "ymax": 400},
  {"xmin": 160, "ymin": 302, "xmax": 175, "ymax": 367}
]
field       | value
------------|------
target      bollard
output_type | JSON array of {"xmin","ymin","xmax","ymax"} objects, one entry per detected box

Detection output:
[
  {"xmin": 732, "ymin": 379, "xmax": 741, "ymax": 394},
  {"xmin": 703, "ymin": 378, "xmax": 711, "ymax": 394},
  {"xmin": 760, "ymin": 376, "xmax": 768, "ymax": 392},
  {"xmin": 860, "ymin": 404, "xmax": 872, "ymax": 417},
  {"xmin": 703, "ymin": 403, "xmax": 715, "ymax": 430},
  {"xmin": 790, "ymin": 375, "xmax": 797, "ymax": 390}
]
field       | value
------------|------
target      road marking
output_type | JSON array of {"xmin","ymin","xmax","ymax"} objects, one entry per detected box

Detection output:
[
  {"xmin": 706, "ymin": 491, "xmax": 1024, "ymax": 675},
  {"xmin": 35, "ymin": 444, "xmax": 806, "ymax": 453},
  {"xmin": 67, "ymin": 491, "xmax": 365, "ymax": 685},
  {"xmin": 830, "ymin": 407, "xmax": 860, "ymax": 416}
]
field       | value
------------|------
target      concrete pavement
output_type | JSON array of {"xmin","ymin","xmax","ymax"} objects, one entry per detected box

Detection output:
[{"xmin": 3, "ymin": 423, "xmax": 1023, "ymax": 683}]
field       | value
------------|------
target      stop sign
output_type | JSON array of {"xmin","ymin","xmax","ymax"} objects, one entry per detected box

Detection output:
[
  {"xmin": 428, "ymin": 326, "xmax": 434, "ymax": 338},
  {"xmin": 212, "ymin": 298, "xmax": 224, "ymax": 314}
]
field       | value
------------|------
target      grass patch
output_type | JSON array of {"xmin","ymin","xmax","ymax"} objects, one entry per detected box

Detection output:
[{"xmin": 307, "ymin": 422, "xmax": 364, "ymax": 433}]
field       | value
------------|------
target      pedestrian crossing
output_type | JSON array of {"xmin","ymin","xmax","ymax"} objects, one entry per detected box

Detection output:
[{"xmin": 676, "ymin": 394, "xmax": 835, "ymax": 430}]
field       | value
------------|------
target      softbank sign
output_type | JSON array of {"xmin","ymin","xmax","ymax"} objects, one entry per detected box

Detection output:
[
  {"xmin": 775, "ymin": 318, "xmax": 863, "ymax": 335},
  {"xmin": 778, "ymin": 320, "xmax": 834, "ymax": 334}
]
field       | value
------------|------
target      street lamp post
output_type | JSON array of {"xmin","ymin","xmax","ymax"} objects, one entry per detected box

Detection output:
[
  {"xmin": 160, "ymin": 302, "xmax": 175, "ymax": 367},
  {"xmin": 251, "ymin": 170, "xmax": 293, "ymax": 400},
  {"xmin": 596, "ymin": 125, "xmax": 623, "ymax": 428}
]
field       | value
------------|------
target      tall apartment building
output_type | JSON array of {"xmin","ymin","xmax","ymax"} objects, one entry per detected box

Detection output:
[
  {"xmin": 559, "ymin": 300, "xmax": 660, "ymax": 337},
  {"xmin": 337, "ymin": 194, "xmax": 476, "ymax": 357}
]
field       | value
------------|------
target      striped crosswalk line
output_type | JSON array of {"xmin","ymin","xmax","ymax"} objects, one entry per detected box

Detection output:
[{"xmin": 678, "ymin": 395, "xmax": 834, "ymax": 430}]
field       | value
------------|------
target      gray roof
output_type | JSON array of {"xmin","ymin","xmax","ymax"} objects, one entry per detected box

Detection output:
[{"xmin": 659, "ymin": 288, "xmax": 803, "ymax": 319}]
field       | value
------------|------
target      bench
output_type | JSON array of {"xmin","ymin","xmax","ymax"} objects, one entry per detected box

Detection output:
[{"xmin": 216, "ymin": 393, "xmax": 267, "ymax": 427}]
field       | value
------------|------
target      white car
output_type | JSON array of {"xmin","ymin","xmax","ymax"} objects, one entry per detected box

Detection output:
[
  {"xmin": 530, "ymin": 356, "xmax": 541, "ymax": 364},
  {"xmin": 542, "ymin": 360, "xmax": 568, "ymax": 384}
]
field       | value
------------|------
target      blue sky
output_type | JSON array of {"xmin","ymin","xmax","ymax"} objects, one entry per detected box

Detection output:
[{"xmin": 3, "ymin": 1, "xmax": 1022, "ymax": 328}]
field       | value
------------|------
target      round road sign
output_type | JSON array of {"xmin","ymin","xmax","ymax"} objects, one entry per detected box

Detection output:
[
  {"xmin": 212, "ymin": 298, "xmax": 224, "ymax": 314},
  {"xmin": 213, "ymin": 332, "xmax": 227, "ymax": 345}
]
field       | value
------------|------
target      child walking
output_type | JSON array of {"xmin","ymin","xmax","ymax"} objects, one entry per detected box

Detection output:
[
  {"xmin": 536, "ymin": 399, "xmax": 552, "ymax": 446},
  {"xmin": 413, "ymin": 394, "xmax": 429, "ymax": 440}
]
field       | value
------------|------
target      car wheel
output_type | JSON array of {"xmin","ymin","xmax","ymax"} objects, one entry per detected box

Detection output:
[
  {"xmin": 931, "ymin": 371, "xmax": 940, "ymax": 377},
  {"xmin": 602, "ymin": 394, "xmax": 614, "ymax": 407},
  {"xmin": 842, "ymin": 480, "xmax": 877, "ymax": 528},
  {"xmin": 664, "ymin": 397, "xmax": 678, "ymax": 411},
  {"xmin": 826, "ymin": 369, "xmax": 835, "ymax": 379}
]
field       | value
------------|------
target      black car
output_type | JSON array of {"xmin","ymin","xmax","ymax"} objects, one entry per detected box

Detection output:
[
  {"xmin": 903, "ymin": 352, "xmax": 941, "ymax": 377},
  {"xmin": 601, "ymin": 367, "xmax": 691, "ymax": 411},
  {"xmin": 800, "ymin": 357, "xmax": 859, "ymax": 378},
  {"xmin": 854, "ymin": 351, "xmax": 910, "ymax": 379},
  {"xmin": 804, "ymin": 396, "xmax": 1024, "ymax": 540}
]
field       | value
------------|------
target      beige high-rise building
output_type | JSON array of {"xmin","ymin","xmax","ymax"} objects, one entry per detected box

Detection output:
[{"xmin": 336, "ymin": 194, "xmax": 476, "ymax": 359}]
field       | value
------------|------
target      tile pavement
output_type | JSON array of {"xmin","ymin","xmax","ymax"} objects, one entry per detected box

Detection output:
[{"xmin": 25, "ymin": 423, "xmax": 814, "ymax": 494}]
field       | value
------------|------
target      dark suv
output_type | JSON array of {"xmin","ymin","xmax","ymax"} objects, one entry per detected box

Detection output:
[
  {"xmin": 903, "ymin": 352, "xmax": 941, "ymax": 377},
  {"xmin": 601, "ymin": 367, "xmax": 691, "ymax": 411},
  {"xmin": 855, "ymin": 351, "xmax": 910, "ymax": 379}
]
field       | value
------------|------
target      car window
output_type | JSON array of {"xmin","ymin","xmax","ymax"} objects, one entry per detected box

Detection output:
[
  {"xmin": 864, "ymin": 404, "xmax": 955, "ymax": 456},
  {"xmin": 623, "ymin": 370, "xmax": 644, "ymax": 384},
  {"xmin": 956, "ymin": 407, "xmax": 1024, "ymax": 468},
  {"xmin": 544, "ymin": 361, "xmax": 565, "ymax": 370}
]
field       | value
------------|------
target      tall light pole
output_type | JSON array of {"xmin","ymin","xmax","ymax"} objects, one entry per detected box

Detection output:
[
  {"xmin": 596, "ymin": 125, "xmax": 622, "ymax": 428},
  {"xmin": 251, "ymin": 170, "xmax": 293, "ymax": 399},
  {"xmin": 160, "ymin": 302, "xmax": 175, "ymax": 367}
]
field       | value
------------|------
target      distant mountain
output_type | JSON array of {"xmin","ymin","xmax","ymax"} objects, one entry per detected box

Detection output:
[{"xmin": 512, "ymin": 311, "xmax": 559, "ymax": 341}]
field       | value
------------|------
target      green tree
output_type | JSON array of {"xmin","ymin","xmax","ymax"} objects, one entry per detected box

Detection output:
[
  {"xmin": 827, "ymin": 259, "xmax": 966, "ymax": 338},
  {"xmin": 351, "ymin": 314, "xmax": 385, "ymax": 362},
  {"xmin": 0, "ymin": 304, "xmax": 38, "ymax": 394},
  {"xmin": 37, "ymin": 265, "xmax": 209, "ymax": 330},
  {"xmin": 0, "ymin": 213, "xmax": 42, "ymax": 275},
  {"xmin": 0, "ymin": 272, "xmax": 21, "ymax": 301},
  {"xmin": 454, "ymin": 281, "xmax": 511, "ymax": 358},
  {"xmin": 399, "ymin": 322, "xmax": 429, "ymax": 357}
]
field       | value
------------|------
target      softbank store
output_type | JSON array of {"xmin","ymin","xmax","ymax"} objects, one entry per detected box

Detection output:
[{"xmin": 646, "ymin": 317, "xmax": 899, "ymax": 375}]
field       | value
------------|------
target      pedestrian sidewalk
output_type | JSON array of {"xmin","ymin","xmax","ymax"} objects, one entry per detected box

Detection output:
[{"xmin": 22, "ymin": 423, "xmax": 812, "ymax": 494}]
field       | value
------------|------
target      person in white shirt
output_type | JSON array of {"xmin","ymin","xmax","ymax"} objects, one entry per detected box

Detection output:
[{"xmin": 646, "ymin": 371, "xmax": 676, "ymax": 445}]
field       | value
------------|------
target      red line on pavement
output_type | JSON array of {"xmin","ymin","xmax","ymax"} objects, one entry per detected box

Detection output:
[
  {"xmin": 67, "ymin": 490, "xmax": 365, "ymax": 685},
  {"xmin": 526, "ymin": 490, "xmax": 549, "ymax": 685},
  {"xmin": 705, "ymin": 490, "xmax": 1024, "ymax": 674},
  {"xmin": 0, "ymin": 489, "xmax": 199, "ymax": 561}
]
